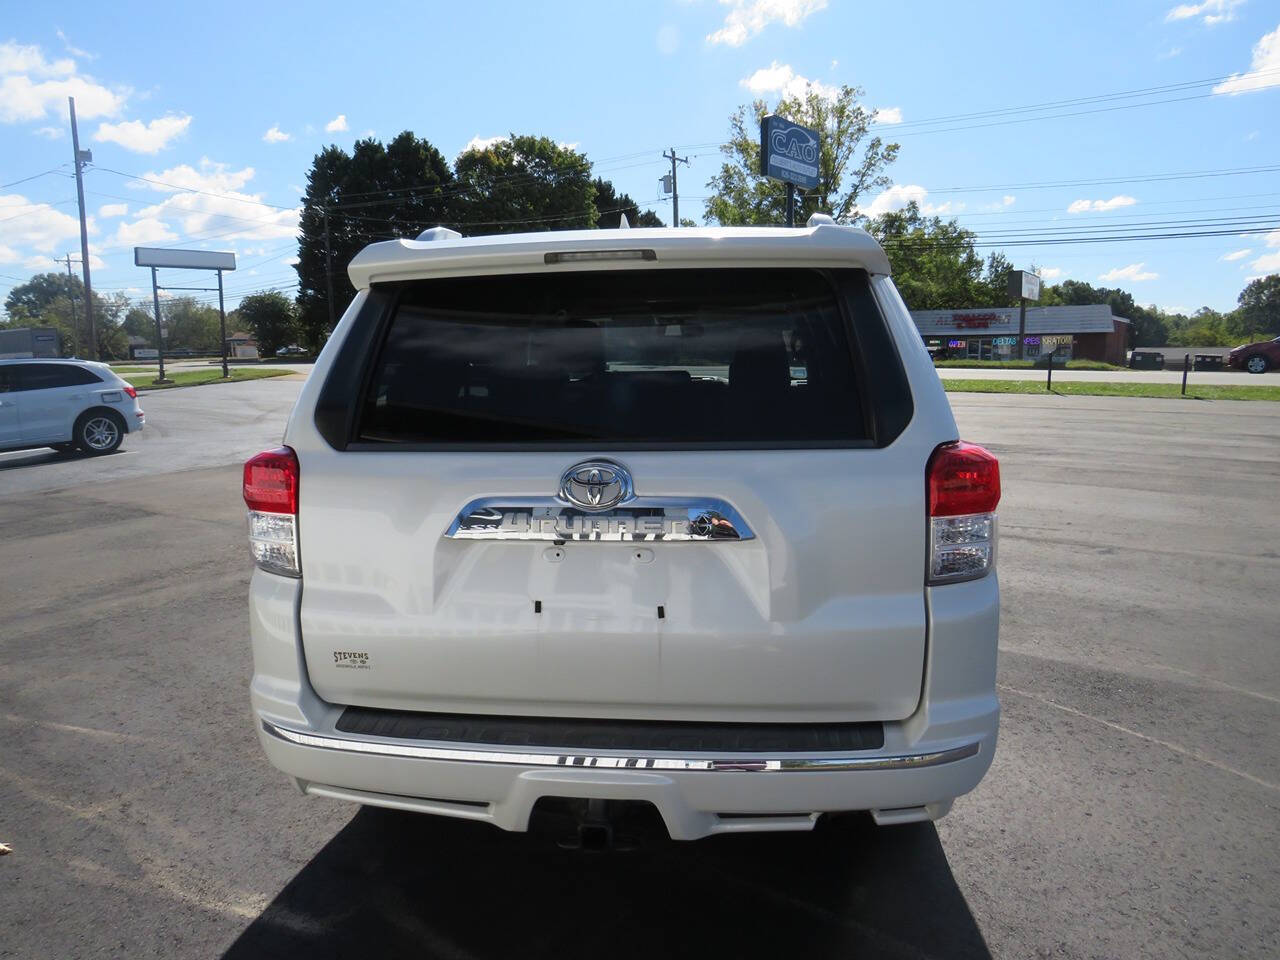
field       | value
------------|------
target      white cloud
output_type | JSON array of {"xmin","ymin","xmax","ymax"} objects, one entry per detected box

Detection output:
[
  {"xmin": 262, "ymin": 124, "xmax": 292, "ymax": 143},
  {"xmin": 859, "ymin": 184, "xmax": 960, "ymax": 217},
  {"xmin": 1213, "ymin": 23, "xmax": 1280, "ymax": 95},
  {"xmin": 1038, "ymin": 267, "xmax": 1063, "ymax": 280},
  {"xmin": 461, "ymin": 134, "xmax": 505, "ymax": 154},
  {"xmin": 94, "ymin": 114, "xmax": 191, "ymax": 154},
  {"xmin": 139, "ymin": 158, "xmax": 256, "ymax": 195},
  {"xmin": 741, "ymin": 61, "xmax": 837, "ymax": 101},
  {"xmin": 875, "ymin": 106, "xmax": 903, "ymax": 124},
  {"xmin": 124, "ymin": 160, "xmax": 299, "ymax": 245},
  {"xmin": 0, "ymin": 193, "xmax": 87, "ymax": 252},
  {"xmin": 324, "ymin": 114, "xmax": 348, "ymax": 133},
  {"xmin": 1099, "ymin": 263, "xmax": 1158, "ymax": 283},
  {"xmin": 1220, "ymin": 248, "xmax": 1252, "ymax": 261},
  {"xmin": 1158, "ymin": 46, "xmax": 1183, "ymax": 59},
  {"xmin": 708, "ymin": 0, "xmax": 826, "ymax": 45},
  {"xmin": 98, "ymin": 203, "xmax": 128, "ymax": 218},
  {"xmin": 111, "ymin": 216, "xmax": 177, "ymax": 247},
  {"xmin": 33, "ymin": 125, "xmax": 63, "ymax": 139},
  {"xmin": 1247, "ymin": 229, "xmax": 1280, "ymax": 272},
  {"xmin": 55, "ymin": 29, "xmax": 95, "ymax": 60},
  {"xmin": 0, "ymin": 41, "xmax": 75, "ymax": 78},
  {"xmin": 1067, "ymin": 195, "xmax": 1137, "ymax": 213},
  {"xmin": 1246, "ymin": 129, "xmax": 1260, "ymax": 140},
  {"xmin": 0, "ymin": 41, "xmax": 128, "ymax": 124},
  {"xmin": 0, "ymin": 244, "xmax": 20, "ymax": 264},
  {"xmin": 1165, "ymin": 0, "xmax": 1244, "ymax": 25}
]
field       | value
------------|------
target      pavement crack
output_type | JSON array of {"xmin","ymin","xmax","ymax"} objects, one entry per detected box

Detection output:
[{"xmin": 997, "ymin": 682, "xmax": 1279, "ymax": 793}]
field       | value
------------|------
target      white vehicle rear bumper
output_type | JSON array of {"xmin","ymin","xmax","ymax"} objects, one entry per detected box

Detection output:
[{"xmin": 249, "ymin": 570, "xmax": 1000, "ymax": 840}]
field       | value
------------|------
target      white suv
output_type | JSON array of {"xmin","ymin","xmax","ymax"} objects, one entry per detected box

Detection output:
[
  {"xmin": 0, "ymin": 358, "xmax": 145, "ymax": 455},
  {"xmin": 244, "ymin": 219, "xmax": 1001, "ymax": 841}
]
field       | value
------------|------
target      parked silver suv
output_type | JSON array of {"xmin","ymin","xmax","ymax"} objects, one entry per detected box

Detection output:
[
  {"xmin": 244, "ymin": 219, "xmax": 1001, "ymax": 841},
  {"xmin": 0, "ymin": 358, "xmax": 145, "ymax": 455}
]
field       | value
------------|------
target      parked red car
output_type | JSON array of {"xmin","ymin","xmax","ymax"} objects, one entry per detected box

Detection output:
[{"xmin": 1227, "ymin": 335, "xmax": 1280, "ymax": 374}]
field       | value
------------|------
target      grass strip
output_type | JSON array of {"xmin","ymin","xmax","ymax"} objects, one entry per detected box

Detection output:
[
  {"xmin": 124, "ymin": 368, "xmax": 295, "ymax": 391},
  {"xmin": 940, "ymin": 378, "xmax": 1280, "ymax": 402}
]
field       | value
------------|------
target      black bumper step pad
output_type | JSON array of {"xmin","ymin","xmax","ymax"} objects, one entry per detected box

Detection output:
[{"xmin": 335, "ymin": 706, "xmax": 884, "ymax": 753}]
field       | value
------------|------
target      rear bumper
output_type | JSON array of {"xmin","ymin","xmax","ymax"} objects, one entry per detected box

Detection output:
[
  {"xmin": 256, "ymin": 716, "xmax": 992, "ymax": 839},
  {"xmin": 248, "ymin": 569, "xmax": 1000, "ymax": 840}
]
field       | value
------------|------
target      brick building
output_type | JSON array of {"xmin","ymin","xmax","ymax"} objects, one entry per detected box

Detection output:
[{"xmin": 911, "ymin": 305, "xmax": 1131, "ymax": 364}]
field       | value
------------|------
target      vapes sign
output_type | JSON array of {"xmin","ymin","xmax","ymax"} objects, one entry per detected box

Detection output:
[{"xmin": 760, "ymin": 115, "xmax": 821, "ymax": 190}]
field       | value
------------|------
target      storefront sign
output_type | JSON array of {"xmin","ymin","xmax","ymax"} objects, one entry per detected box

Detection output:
[
  {"xmin": 1007, "ymin": 270, "xmax": 1041, "ymax": 301},
  {"xmin": 759, "ymin": 115, "xmax": 820, "ymax": 189},
  {"xmin": 948, "ymin": 339, "xmax": 966, "ymax": 348},
  {"xmin": 993, "ymin": 336, "xmax": 1017, "ymax": 346},
  {"xmin": 952, "ymin": 313, "xmax": 1000, "ymax": 328},
  {"xmin": 1023, "ymin": 337, "xmax": 1041, "ymax": 345}
]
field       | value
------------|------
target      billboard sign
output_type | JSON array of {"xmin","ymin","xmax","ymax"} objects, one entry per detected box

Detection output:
[
  {"xmin": 759, "ymin": 115, "xmax": 820, "ymax": 190},
  {"xmin": 1007, "ymin": 270, "xmax": 1041, "ymax": 301},
  {"xmin": 134, "ymin": 247, "xmax": 236, "ymax": 271}
]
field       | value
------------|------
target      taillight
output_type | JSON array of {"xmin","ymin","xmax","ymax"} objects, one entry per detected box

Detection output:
[
  {"xmin": 122, "ymin": 384, "xmax": 138, "ymax": 399},
  {"xmin": 927, "ymin": 441, "xmax": 1000, "ymax": 584},
  {"xmin": 243, "ymin": 447, "xmax": 300, "ymax": 577}
]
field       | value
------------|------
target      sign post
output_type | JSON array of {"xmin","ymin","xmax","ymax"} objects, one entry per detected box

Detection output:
[
  {"xmin": 760, "ymin": 115, "xmax": 820, "ymax": 227},
  {"xmin": 1007, "ymin": 270, "xmax": 1041, "ymax": 360},
  {"xmin": 135, "ymin": 247, "xmax": 236, "ymax": 384}
]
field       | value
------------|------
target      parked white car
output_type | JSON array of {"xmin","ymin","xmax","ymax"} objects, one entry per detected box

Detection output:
[
  {"xmin": 0, "ymin": 358, "xmax": 145, "ymax": 455},
  {"xmin": 244, "ymin": 217, "xmax": 1001, "ymax": 843}
]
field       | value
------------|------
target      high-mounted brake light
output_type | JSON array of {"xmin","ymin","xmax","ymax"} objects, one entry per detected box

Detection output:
[
  {"xmin": 544, "ymin": 249, "xmax": 657, "ymax": 264},
  {"xmin": 927, "ymin": 442, "xmax": 1000, "ymax": 584},
  {"xmin": 243, "ymin": 447, "xmax": 300, "ymax": 577}
]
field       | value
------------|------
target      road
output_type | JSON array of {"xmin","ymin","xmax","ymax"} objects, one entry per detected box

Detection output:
[
  {"xmin": 1, "ymin": 381, "xmax": 1278, "ymax": 958},
  {"xmin": 0, "ymin": 378, "xmax": 302, "ymax": 497}
]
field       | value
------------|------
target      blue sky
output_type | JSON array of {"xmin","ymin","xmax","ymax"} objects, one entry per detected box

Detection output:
[{"xmin": 2, "ymin": 0, "xmax": 1278, "ymax": 315}]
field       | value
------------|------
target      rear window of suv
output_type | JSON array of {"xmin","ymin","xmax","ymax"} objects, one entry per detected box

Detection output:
[{"xmin": 352, "ymin": 268, "xmax": 887, "ymax": 447}]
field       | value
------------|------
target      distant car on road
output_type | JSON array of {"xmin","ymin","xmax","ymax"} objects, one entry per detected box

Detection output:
[
  {"xmin": 0, "ymin": 359, "xmax": 145, "ymax": 455},
  {"xmin": 1227, "ymin": 335, "xmax": 1280, "ymax": 374},
  {"xmin": 275, "ymin": 345, "xmax": 307, "ymax": 356}
]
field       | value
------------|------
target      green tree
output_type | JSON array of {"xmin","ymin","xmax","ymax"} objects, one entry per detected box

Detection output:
[
  {"xmin": 162, "ymin": 297, "xmax": 222, "ymax": 353},
  {"xmin": 705, "ymin": 85, "xmax": 898, "ymax": 226},
  {"xmin": 865, "ymin": 202, "xmax": 1010, "ymax": 309},
  {"xmin": 237, "ymin": 291, "xmax": 299, "ymax": 357},
  {"xmin": 453, "ymin": 135, "xmax": 596, "ymax": 235},
  {"xmin": 295, "ymin": 132, "xmax": 455, "ymax": 350},
  {"xmin": 1039, "ymin": 278, "xmax": 1173, "ymax": 346},
  {"xmin": 592, "ymin": 177, "xmax": 663, "ymax": 228},
  {"xmin": 123, "ymin": 306, "xmax": 155, "ymax": 341},
  {"xmin": 1236, "ymin": 274, "xmax": 1280, "ymax": 337},
  {"xmin": 2, "ymin": 272, "xmax": 127, "ymax": 358}
]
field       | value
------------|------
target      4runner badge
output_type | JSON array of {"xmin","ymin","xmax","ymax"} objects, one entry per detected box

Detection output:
[{"xmin": 444, "ymin": 460, "xmax": 755, "ymax": 542}]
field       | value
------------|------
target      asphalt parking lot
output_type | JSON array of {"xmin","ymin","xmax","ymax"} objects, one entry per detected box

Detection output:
[{"xmin": 1, "ymin": 380, "xmax": 1277, "ymax": 959}]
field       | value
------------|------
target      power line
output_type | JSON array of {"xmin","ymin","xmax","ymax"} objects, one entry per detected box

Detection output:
[{"xmin": 0, "ymin": 168, "xmax": 72, "ymax": 191}]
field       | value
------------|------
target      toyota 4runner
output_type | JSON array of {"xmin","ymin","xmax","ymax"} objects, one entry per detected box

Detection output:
[{"xmin": 244, "ymin": 217, "xmax": 1001, "ymax": 841}]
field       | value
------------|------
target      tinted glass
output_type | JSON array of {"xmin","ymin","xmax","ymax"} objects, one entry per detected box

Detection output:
[
  {"xmin": 358, "ymin": 269, "xmax": 869, "ymax": 445},
  {"xmin": 18, "ymin": 363, "xmax": 104, "ymax": 391}
]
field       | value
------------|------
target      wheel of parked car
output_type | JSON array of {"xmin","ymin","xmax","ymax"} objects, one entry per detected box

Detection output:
[
  {"xmin": 1245, "ymin": 354, "xmax": 1270, "ymax": 374},
  {"xmin": 75, "ymin": 410, "xmax": 126, "ymax": 455}
]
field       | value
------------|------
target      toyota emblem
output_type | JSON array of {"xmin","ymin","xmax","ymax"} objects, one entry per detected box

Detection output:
[{"xmin": 558, "ymin": 459, "xmax": 633, "ymax": 511}]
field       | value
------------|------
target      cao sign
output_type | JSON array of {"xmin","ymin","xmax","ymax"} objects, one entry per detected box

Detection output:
[{"xmin": 759, "ymin": 115, "xmax": 821, "ymax": 190}]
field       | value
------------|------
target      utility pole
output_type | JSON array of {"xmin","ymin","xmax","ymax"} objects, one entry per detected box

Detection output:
[
  {"xmin": 661, "ymin": 148, "xmax": 689, "ymax": 226},
  {"xmin": 322, "ymin": 207, "xmax": 336, "ymax": 332},
  {"xmin": 68, "ymin": 96, "xmax": 96, "ymax": 360},
  {"xmin": 60, "ymin": 254, "xmax": 81, "ymax": 357}
]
